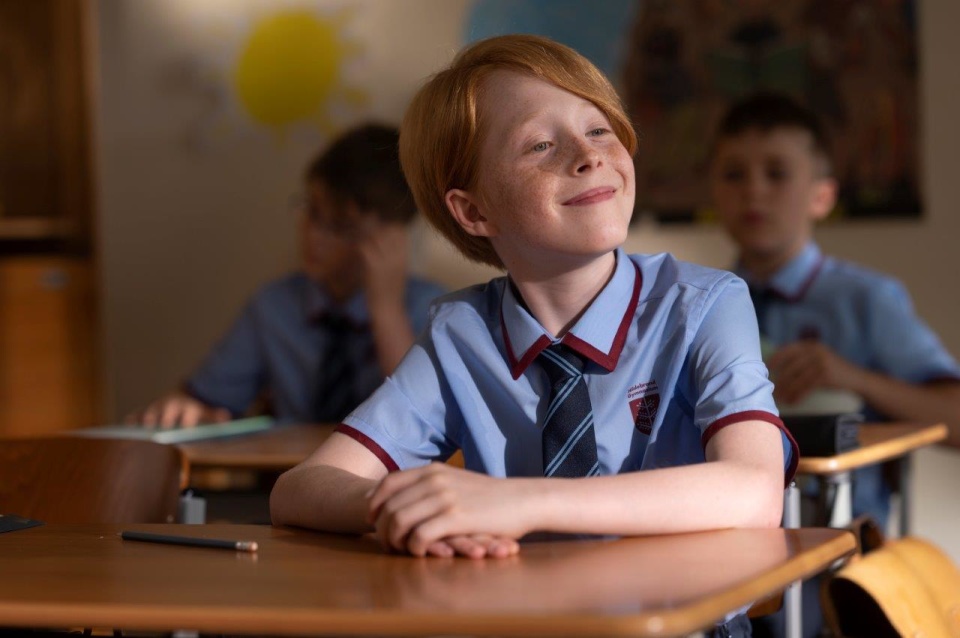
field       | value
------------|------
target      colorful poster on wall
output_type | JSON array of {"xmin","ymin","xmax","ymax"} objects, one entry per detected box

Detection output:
[{"xmin": 467, "ymin": 0, "xmax": 923, "ymax": 223}]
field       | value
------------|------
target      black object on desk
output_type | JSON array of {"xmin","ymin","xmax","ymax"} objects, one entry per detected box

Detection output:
[
  {"xmin": 783, "ymin": 413, "xmax": 862, "ymax": 457},
  {"xmin": 0, "ymin": 514, "xmax": 43, "ymax": 534}
]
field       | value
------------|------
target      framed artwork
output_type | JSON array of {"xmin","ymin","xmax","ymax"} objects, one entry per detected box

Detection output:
[{"xmin": 466, "ymin": 0, "xmax": 922, "ymax": 223}]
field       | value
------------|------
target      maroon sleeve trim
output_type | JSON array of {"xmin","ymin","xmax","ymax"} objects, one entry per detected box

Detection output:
[
  {"xmin": 334, "ymin": 423, "xmax": 400, "ymax": 473},
  {"xmin": 701, "ymin": 410, "xmax": 799, "ymax": 487}
]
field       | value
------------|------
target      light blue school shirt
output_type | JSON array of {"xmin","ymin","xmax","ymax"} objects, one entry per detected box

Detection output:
[
  {"xmin": 339, "ymin": 249, "xmax": 797, "ymax": 481},
  {"xmin": 185, "ymin": 271, "xmax": 445, "ymax": 423},
  {"xmin": 738, "ymin": 242, "xmax": 960, "ymax": 389},
  {"xmin": 736, "ymin": 242, "xmax": 960, "ymax": 523}
]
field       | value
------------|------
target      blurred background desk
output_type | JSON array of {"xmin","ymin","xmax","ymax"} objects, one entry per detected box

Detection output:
[
  {"xmin": 796, "ymin": 422, "xmax": 947, "ymax": 531},
  {"xmin": 178, "ymin": 422, "xmax": 335, "ymax": 472},
  {"xmin": 0, "ymin": 524, "xmax": 856, "ymax": 637}
]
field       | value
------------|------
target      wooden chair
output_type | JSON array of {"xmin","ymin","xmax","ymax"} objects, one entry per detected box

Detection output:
[
  {"xmin": 0, "ymin": 436, "xmax": 188, "ymax": 523},
  {"xmin": 823, "ymin": 536, "xmax": 960, "ymax": 637}
]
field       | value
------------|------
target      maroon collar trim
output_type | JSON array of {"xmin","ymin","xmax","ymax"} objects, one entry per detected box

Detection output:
[{"xmin": 502, "ymin": 261, "xmax": 642, "ymax": 379}]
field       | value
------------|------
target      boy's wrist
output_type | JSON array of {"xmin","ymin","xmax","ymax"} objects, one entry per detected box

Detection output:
[{"xmin": 511, "ymin": 477, "xmax": 566, "ymax": 534}]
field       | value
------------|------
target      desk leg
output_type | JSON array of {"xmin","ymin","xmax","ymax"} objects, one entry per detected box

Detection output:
[
  {"xmin": 898, "ymin": 454, "xmax": 913, "ymax": 537},
  {"xmin": 818, "ymin": 472, "xmax": 852, "ymax": 528},
  {"xmin": 783, "ymin": 482, "xmax": 802, "ymax": 638}
]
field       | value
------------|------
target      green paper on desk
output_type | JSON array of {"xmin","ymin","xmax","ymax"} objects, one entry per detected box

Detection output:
[{"xmin": 74, "ymin": 416, "xmax": 275, "ymax": 444}]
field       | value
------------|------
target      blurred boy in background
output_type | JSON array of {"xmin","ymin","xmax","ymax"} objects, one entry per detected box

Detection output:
[
  {"xmin": 128, "ymin": 123, "xmax": 445, "ymax": 427},
  {"xmin": 710, "ymin": 92, "xmax": 960, "ymax": 637}
]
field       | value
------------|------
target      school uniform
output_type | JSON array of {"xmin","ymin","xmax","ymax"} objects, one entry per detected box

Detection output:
[
  {"xmin": 737, "ymin": 242, "xmax": 960, "ymax": 525},
  {"xmin": 339, "ymin": 247, "xmax": 797, "ymax": 483},
  {"xmin": 185, "ymin": 271, "xmax": 445, "ymax": 424}
]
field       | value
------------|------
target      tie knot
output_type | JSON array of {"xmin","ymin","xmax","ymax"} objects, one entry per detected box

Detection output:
[{"xmin": 539, "ymin": 343, "xmax": 586, "ymax": 385}]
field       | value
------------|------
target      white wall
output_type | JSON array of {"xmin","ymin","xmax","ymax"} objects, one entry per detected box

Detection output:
[{"xmin": 95, "ymin": 0, "xmax": 960, "ymax": 556}]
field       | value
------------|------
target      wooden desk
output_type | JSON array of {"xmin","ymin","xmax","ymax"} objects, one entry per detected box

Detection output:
[
  {"xmin": 178, "ymin": 423, "xmax": 334, "ymax": 471},
  {"xmin": 796, "ymin": 422, "xmax": 947, "ymax": 530},
  {"xmin": 0, "ymin": 524, "xmax": 855, "ymax": 637}
]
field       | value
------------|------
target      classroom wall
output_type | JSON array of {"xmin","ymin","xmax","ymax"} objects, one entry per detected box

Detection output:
[{"xmin": 94, "ymin": 1, "xmax": 960, "ymax": 555}]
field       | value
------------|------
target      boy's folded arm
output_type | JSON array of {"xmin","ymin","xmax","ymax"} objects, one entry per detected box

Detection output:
[
  {"xmin": 270, "ymin": 432, "xmax": 389, "ymax": 533},
  {"xmin": 369, "ymin": 420, "xmax": 787, "ymax": 556},
  {"xmin": 528, "ymin": 419, "xmax": 787, "ymax": 535}
]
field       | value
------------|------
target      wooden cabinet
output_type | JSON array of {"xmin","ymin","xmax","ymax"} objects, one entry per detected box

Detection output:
[
  {"xmin": 0, "ymin": 0, "xmax": 97, "ymax": 436},
  {"xmin": 0, "ymin": 257, "xmax": 100, "ymax": 435}
]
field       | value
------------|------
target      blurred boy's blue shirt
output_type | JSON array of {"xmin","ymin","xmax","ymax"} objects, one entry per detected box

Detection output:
[
  {"xmin": 735, "ymin": 241, "xmax": 960, "ymax": 525},
  {"xmin": 185, "ymin": 272, "xmax": 445, "ymax": 423},
  {"xmin": 736, "ymin": 242, "xmax": 960, "ymax": 392}
]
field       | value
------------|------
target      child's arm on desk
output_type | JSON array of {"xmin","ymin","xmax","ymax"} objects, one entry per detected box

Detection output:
[
  {"xmin": 269, "ymin": 433, "xmax": 519, "ymax": 558},
  {"xmin": 367, "ymin": 419, "xmax": 785, "ymax": 558}
]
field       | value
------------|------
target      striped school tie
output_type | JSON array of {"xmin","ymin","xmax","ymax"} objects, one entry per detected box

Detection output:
[{"xmin": 539, "ymin": 344, "xmax": 600, "ymax": 478}]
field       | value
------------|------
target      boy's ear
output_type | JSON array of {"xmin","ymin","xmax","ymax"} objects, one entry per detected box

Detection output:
[
  {"xmin": 444, "ymin": 188, "xmax": 499, "ymax": 238},
  {"xmin": 810, "ymin": 177, "xmax": 838, "ymax": 221}
]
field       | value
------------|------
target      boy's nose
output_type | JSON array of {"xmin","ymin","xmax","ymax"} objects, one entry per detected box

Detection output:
[{"xmin": 571, "ymin": 142, "xmax": 601, "ymax": 174}]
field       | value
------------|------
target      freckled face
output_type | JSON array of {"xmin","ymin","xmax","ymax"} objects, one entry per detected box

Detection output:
[
  {"xmin": 466, "ymin": 71, "xmax": 635, "ymax": 274},
  {"xmin": 710, "ymin": 128, "xmax": 834, "ymax": 264}
]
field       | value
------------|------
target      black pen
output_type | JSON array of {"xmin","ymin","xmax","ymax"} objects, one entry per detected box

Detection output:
[{"xmin": 120, "ymin": 530, "xmax": 258, "ymax": 552}]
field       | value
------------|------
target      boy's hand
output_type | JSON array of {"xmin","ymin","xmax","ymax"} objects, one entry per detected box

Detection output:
[
  {"xmin": 359, "ymin": 222, "xmax": 409, "ymax": 310},
  {"xmin": 421, "ymin": 534, "xmax": 521, "ymax": 559},
  {"xmin": 124, "ymin": 391, "xmax": 231, "ymax": 429},
  {"xmin": 367, "ymin": 463, "xmax": 531, "ymax": 558},
  {"xmin": 768, "ymin": 342, "xmax": 861, "ymax": 404}
]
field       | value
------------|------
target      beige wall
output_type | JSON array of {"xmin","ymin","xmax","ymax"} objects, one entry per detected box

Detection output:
[{"xmin": 95, "ymin": 1, "xmax": 960, "ymax": 555}]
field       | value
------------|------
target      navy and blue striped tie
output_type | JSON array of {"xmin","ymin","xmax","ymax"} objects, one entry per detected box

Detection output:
[{"xmin": 539, "ymin": 344, "xmax": 600, "ymax": 478}]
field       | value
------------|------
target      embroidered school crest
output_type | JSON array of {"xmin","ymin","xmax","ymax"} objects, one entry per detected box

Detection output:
[{"xmin": 627, "ymin": 380, "xmax": 660, "ymax": 435}]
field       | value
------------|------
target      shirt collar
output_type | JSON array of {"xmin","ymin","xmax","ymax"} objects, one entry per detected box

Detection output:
[
  {"xmin": 735, "ymin": 242, "xmax": 824, "ymax": 302},
  {"xmin": 302, "ymin": 274, "xmax": 370, "ymax": 324},
  {"xmin": 500, "ymin": 248, "xmax": 642, "ymax": 379}
]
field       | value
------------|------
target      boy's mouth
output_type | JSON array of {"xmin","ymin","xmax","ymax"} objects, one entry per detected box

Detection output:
[{"xmin": 562, "ymin": 187, "xmax": 616, "ymax": 206}]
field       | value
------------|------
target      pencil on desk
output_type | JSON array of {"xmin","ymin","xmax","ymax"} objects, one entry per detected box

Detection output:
[{"xmin": 120, "ymin": 530, "xmax": 258, "ymax": 552}]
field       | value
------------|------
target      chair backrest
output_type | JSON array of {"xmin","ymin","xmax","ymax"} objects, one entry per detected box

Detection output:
[
  {"xmin": 823, "ymin": 537, "xmax": 960, "ymax": 638},
  {"xmin": 0, "ymin": 436, "xmax": 188, "ymax": 523}
]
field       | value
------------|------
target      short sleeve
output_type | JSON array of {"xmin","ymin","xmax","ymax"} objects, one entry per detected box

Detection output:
[
  {"xmin": 340, "ymin": 324, "xmax": 461, "ymax": 471},
  {"xmin": 406, "ymin": 279, "xmax": 447, "ymax": 335},
  {"xmin": 185, "ymin": 301, "xmax": 266, "ymax": 417},
  {"xmin": 867, "ymin": 280, "xmax": 960, "ymax": 383},
  {"xmin": 688, "ymin": 275, "xmax": 796, "ymax": 481}
]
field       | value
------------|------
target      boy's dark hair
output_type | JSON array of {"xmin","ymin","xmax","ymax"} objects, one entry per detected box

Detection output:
[
  {"xmin": 714, "ymin": 92, "xmax": 833, "ymax": 175},
  {"xmin": 306, "ymin": 123, "xmax": 416, "ymax": 223}
]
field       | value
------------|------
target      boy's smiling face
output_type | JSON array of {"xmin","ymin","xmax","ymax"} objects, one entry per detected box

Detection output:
[
  {"xmin": 710, "ymin": 128, "xmax": 836, "ymax": 273},
  {"xmin": 445, "ymin": 71, "xmax": 635, "ymax": 276}
]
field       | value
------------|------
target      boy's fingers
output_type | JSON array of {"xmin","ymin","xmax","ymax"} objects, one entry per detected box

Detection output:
[
  {"xmin": 367, "ymin": 466, "xmax": 440, "ymax": 520},
  {"xmin": 445, "ymin": 535, "xmax": 487, "ymax": 559},
  {"xmin": 159, "ymin": 401, "xmax": 184, "ymax": 430},
  {"xmin": 424, "ymin": 540, "xmax": 455, "ymax": 558},
  {"xmin": 180, "ymin": 403, "xmax": 202, "ymax": 428},
  {"xmin": 379, "ymin": 494, "xmax": 449, "ymax": 552}
]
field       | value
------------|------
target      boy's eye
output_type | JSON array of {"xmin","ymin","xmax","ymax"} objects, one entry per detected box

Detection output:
[
  {"xmin": 531, "ymin": 141, "xmax": 551, "ymax": 152},
  {"xmin": 721, "ymin": 168, "xmax": 745, "ymax": 181}
]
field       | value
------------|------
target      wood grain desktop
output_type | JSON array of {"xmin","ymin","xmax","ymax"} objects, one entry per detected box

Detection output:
[{"xmin": 0, "ymin": 524, "xmax": 855, "ymax": 637}]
